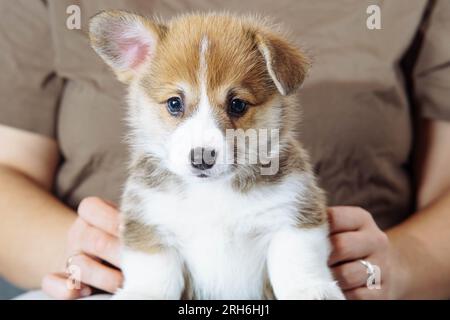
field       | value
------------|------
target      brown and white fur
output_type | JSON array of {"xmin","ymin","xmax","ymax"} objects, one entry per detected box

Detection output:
[{"xmin": 89, "ymin": 11, "xmax": 344, "ymax": 300}]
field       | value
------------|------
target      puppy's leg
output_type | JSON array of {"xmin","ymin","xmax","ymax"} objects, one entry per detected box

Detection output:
[
  {"xmin": 267, "ymin": 225, "xmax": 344, "ymax": 300},
  {"xmin": 113, "ymin": 246, "xmax": 184, "ymax": 300},
  {"xmin": 112, "ymin": 216, "xmax": 184, "ymax": 299},
  {"xmin": 115, "ymin": 175, "xmax": 185, "ymax": 300}
]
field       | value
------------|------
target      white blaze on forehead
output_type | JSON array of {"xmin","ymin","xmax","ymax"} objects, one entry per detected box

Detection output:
[
  {"xmin": 199, "ymin": 36, "xmax": 209, "ymax": 88},
  {"xmin": 198, "ymin": 35, "xmax": 209, "ymax": 113},
  {"xmin": 195, "ymin": 35, "xmax": 214, "ymax": 135},
  {"xmin": 193, "ymin": 35, "xmax": 219, "ymax": 147}
]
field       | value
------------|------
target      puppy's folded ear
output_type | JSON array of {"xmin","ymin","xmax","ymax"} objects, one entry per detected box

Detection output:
[
  {"xmin": 89, "ymin": 10, "xmax": 166, "ymax": 83},
  {"xmin": 256, "ymin": 33, "xmax": 310, "ymax": 96}
]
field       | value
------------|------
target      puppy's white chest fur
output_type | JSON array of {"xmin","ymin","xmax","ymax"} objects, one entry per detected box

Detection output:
[{"xmin": 135, "ymin": 176, "xmax": 304, "ymax": 299}]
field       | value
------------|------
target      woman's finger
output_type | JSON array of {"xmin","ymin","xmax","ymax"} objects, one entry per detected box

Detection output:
[
  {"xmin": 42, "ymin": 273, "xmax": 92, "ymax": 300},
  {"xmin": 332, "ymin": 260, "xmax": 370, "ymax": 290},
  {"xmin": 71, "ymin": 254, "xmax": 123, "ymax": 293},
  {"xmin": 78, "ymin": 197, "xmax": 120, "ymax": 236},
  {"xmin": 328, "ymin": 206, "xmax": 369, "ymax": 234},
  {"xmin": 80, "ymin": 223, "xmax": 121, "ymax": 267},
  {"xmin": 344, "ymin": 286, "xmax": 384, "ymax": 300},
  {"xmin": 328, "ymin": 231, "xmax": 377, "ymax": 266}
]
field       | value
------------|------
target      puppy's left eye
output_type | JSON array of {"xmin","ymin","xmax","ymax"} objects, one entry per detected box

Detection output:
[
  {"xmin": 228, "ymin": 99, "xmax": 248, "ymax": 117},
  {"xmin": 167, "ymin": 97, "xmax": 184, "ymax": 116}
]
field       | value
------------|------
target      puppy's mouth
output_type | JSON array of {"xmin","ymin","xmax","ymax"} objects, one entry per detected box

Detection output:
[
  {"xmin": 190, "ymin": 165, "xmax": 230, "ymax": 180},
  {"xmin": 193, "ymin": 170, "xmax": 215, "ymax": 179}
]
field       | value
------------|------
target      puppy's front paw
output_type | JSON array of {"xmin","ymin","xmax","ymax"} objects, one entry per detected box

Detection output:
[{"xmin": 283, "ymin": 281, "xmax": 345, "ymax": 300}]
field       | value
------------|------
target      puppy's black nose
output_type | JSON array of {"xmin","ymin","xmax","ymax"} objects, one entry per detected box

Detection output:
[{"xmin": 190, "ymin": 147, "xmax": 216, "ymax": 170}]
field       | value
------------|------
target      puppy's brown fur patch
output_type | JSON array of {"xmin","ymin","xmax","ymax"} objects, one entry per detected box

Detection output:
[
  {"xmin": 122, "ymin": 218, "xmax": 163, "ymax": 254},
  {"xmin": 129, "ymin": 154, "xmax": 181, "ymax": 190}
]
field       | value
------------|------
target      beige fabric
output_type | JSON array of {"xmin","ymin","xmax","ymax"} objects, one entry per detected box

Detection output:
[
  {"xmin": 1, "ymin": 0, "xmax": 449, "ymax": 229},
  {"xmin": 415, "ymin": 0, "xmax": 450, "ymax": 121}
]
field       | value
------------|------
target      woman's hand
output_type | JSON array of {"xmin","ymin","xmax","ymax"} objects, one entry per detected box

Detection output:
[
  {"xmin": 328, "ymin": 206, "xmax": 399, "ymax": 299},
  {"xmin": 42, "ymin": 197, "xmax": 123, "ymax": 299}
]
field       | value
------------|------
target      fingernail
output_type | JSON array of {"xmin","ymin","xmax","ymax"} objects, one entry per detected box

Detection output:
[{"xmin": 80, "ymin": 287, "xmax": 92, "ymax": 297}]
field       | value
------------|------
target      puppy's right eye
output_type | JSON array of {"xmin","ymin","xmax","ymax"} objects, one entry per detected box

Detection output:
[{"xmin": 167, "ymin": 97, "xmax": 184, "ymax": 116}]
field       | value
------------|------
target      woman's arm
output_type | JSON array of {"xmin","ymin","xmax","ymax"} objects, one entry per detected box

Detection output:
[
  {"xmin": 329, "ymin": 120, "xmax": 450, "ymax": 299},
  {"xmin": 0, "ymin": 125, "xmax": 123, "ymax": 297},
  {"xmin": 387, "ymin": 119, "xmax": 450, "ymax": 299},
  {"xmin": 0, "ymin": 125, "xmax": 75, "ymax": 288}
]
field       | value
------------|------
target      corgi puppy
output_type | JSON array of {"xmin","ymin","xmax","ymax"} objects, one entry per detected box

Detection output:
[{"xmin": 89, "ymin": 11, "xmax": 344, "ymax": 300}]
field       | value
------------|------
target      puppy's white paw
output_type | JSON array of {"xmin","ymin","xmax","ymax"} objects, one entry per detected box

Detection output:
[{"xmin": 282, "ymin": 281, "xmax": 345, "ymax": 300}]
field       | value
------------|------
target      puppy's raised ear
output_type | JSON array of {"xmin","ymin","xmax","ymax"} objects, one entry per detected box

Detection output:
[
  {"xmin": 255, "ymin": 33, "xmax": 310, "ymax": 96},
  {"xmin": 89, "ymin": 10, "xmax": 166, "ymax": 83}
]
